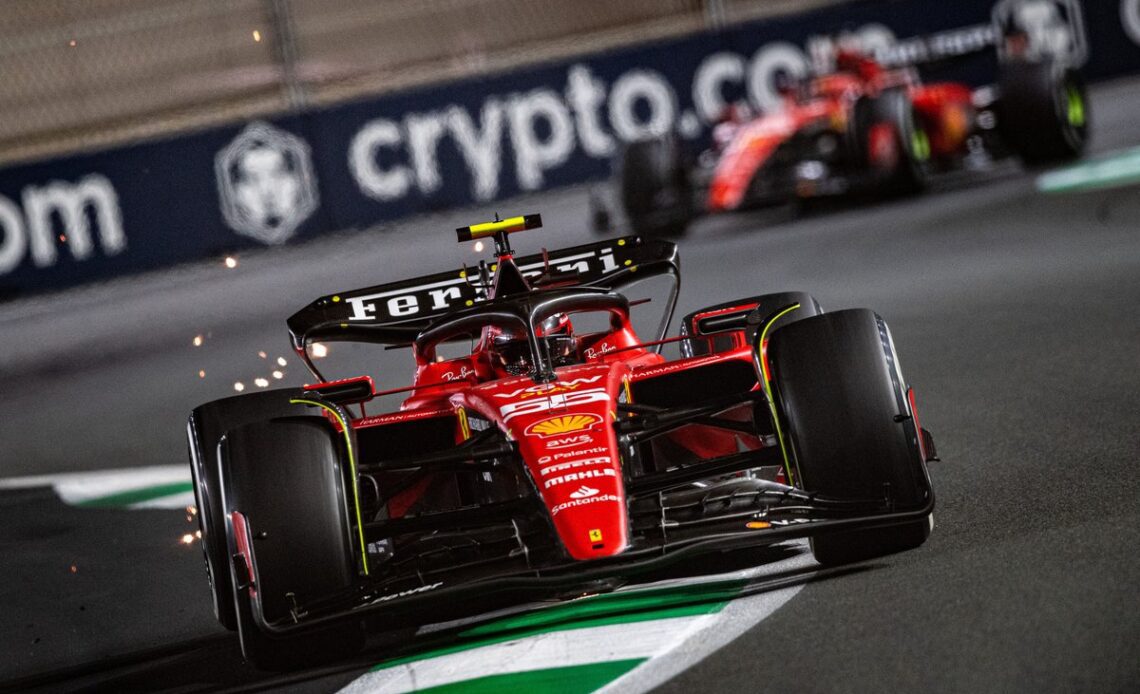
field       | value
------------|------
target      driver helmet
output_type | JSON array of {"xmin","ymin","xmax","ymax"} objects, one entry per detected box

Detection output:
[{"xmin": 491, "ymin": 314, "xmax": 577, "ymax": 376}]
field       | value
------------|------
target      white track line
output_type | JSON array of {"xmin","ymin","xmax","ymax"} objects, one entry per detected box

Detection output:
[
  {"xmin": 600, "ymin": 547, "xmax": 815, "ymax": 693},
  {"xmin": 342, "ymin": 543, "xmax": 816, "ymax": 693},
  {"xmin": 0, "ymin": 465, "xmax": 191, "ymax": 508}
]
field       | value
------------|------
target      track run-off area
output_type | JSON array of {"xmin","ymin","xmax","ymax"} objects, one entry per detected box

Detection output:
[{"xmin": 1, "ymin": 77, "xmax": 1137, "ymax": 693}]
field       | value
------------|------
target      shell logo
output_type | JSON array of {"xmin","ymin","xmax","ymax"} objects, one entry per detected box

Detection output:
[{"xmin": 525, "ymin": 413, "xmax": 602, "ymax": 438}]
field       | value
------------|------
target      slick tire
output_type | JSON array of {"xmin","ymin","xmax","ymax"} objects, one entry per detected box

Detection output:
[
  {"xmin": 221, "ymin": 416, "xmax": 363, "ymax": 670},
  {"xmin": 767, "ymin": 309, "xmax": 932, "ymax": 566},
  {"xmin": 997, "ymin": 60, "xmax": 1088, "ymax": 166},
  {"xmin": 187, "ymin": 389, "xmax": 309, "ymax": 630},
  {"xmin": 619, "ymin": 135, "xmax": 694, "ymax": 238},
  {"xmin": 852, "ymin": 89, "xmax": 931, "ymax": 195}
]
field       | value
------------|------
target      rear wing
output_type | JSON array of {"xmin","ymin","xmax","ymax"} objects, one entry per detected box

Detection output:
[
  {"xmin": 286, "ymin": 235, "xmax": 679, "ymax": 351},
  {"xmin": 871, "ymin": 0, "xmax": 1086, "ymax": 70}
]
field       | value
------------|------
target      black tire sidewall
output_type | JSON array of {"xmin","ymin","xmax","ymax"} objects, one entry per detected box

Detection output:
[
  {"xmin": 220, "ymin": 415, "xmax": 362, "ymax": 669},
  {"xmin": 619, "ymin": 135, "xmax": 692, "ymax": 236},
  {"xmin": 997, "ymin": 60, "xmax": 1088, "ymax": 165},
  {"xmin": 767, "ymin": 309, "xmax": 931, "ymax": 564},
  {"xmin": 852, "ymin": 89, "xmax": 930, "ymax": 194}
]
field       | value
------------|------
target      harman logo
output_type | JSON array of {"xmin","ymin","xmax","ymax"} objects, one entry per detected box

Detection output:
[
  {"xmin": 569, "ymin": 485, "xmax": 600, "ymax": 499},
  {"xmin": 525, "ymin": 414, "xmax": 603, "ymax": 437},
  {"xmin": 215, "ymin": 121, "xmax": 319, "ymax": 245}
]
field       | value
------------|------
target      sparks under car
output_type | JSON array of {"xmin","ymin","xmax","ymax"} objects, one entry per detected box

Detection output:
[{"xmin": 187, "ymin": 215, "xmax": 937, "ymax": 668}]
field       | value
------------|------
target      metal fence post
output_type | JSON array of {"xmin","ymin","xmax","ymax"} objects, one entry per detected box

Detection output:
[
  {"xmin": 704, "ymin": 0, "xmax": 726, "ymax": 30},
  {"xmin": 267, "ymin": 0, "xmax": 308, "ymax": 110}
]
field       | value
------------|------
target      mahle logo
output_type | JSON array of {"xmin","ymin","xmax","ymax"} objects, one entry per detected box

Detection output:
[{"xmin": 215, "ymin": 121, "xmax": 318, "ymax": 245}]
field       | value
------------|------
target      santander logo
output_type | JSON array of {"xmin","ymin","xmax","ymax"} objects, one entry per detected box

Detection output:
[{"xmin": 570, "ymin": 486, "xmax": 599, "ymax": 499}]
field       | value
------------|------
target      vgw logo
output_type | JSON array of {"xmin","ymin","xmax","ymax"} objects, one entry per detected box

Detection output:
[
  {"xmin": 0, "ymin": 174, "xmax": 125, "ymax": 276},
  {"xmin": 215, "ymin": 121, "xmax": 319, "ymax": 245}
]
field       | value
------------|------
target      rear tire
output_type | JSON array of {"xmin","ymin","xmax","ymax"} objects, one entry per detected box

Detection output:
[
  {"xmin": 852, "ymin": 89, "xmax": 931, "ymax": 195},
  {"xmin": 221, "ymin": 416, "xmax": 364, "ymax": 670},
  {"xmin": 619, "ymin": 135, "xmax": 693, "ymax": 237},
  {"xmin": 767, "ymin": 309, "xmax": 932, "ymax": 566},
  {"xmin": 997, "ymin": 60, "xmax": 1088, "ymax": 165}
]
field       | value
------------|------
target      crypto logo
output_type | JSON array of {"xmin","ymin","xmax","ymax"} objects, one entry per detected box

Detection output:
[{"xmin": 215, "ymin": 121, "xmax": 319, "ymax": 244}]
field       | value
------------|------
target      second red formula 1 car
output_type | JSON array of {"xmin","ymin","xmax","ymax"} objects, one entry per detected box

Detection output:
[
  {"xmin": 187, "ymin": 215, "xmax": 936, "ymax": 668},
  {"xmin": 618, "ymin": 48, "xmax": 1088, "ymax": 237}
]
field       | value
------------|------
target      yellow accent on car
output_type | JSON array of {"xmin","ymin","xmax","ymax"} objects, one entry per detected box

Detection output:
[
  {"xmin": 289, "ymin": 398, "xmax": 370, "ymax": 576},
  {"xmin": 756, "ymin": 304, "xmax": 800, "ymax": 486},
  {"xmin": 589, "ymin": 528, "xmax": 603, "ymax": 542},
  {"xmin": 530, "ymin": 414, "xmax": 596, "ymax": 436},
  {"xmin": 457, "ymin": 407, "xmax": 471, "ymax": 441},
  {"xmin": 456, "ymin": 214, "xmax": 542, "ymax": 241}
]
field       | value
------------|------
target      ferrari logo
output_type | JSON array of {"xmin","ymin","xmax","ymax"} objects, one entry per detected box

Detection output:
[{"xmin": 588, "ymin": 529, "xmax": 603, "ymax": 543}]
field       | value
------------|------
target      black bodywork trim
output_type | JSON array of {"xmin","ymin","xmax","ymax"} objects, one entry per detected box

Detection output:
[
  {"xmin": 286, "ymin": 236, "xmax": 679, "ymax": 351},
  {"xmin": 241, "ymin": 481, "xmax": 933, "ymax": 638},
  {"xmin": 218, "ymin": 359, "xmax": 936, "ymax": 638}
]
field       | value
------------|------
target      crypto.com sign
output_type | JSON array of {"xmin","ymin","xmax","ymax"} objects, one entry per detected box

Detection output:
[{"xmin": 0, "ymin": 175, "xmax": 125, "ymax": 276}]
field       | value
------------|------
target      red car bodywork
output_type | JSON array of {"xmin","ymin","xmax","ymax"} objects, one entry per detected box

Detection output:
[
  {"xmin": 706, "ymin": 56, "xmax": 976, "ymax": 212},
  {"xmin": 307, "ymin": 253, "xmax": 766, "ymax": 562}
]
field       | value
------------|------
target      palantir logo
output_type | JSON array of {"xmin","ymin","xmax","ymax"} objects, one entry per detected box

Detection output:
[
  {"xmin": 992, "ymin": 0, "xmax": 1087, "ymax": 67},
  {"xmin": 215, "ymin": 121, "xmax": 318, "ymax": 245}
]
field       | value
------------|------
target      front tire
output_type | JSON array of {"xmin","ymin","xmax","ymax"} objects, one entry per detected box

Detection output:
[
  {"xmin": 767, "ymin": 309, "xmax": 932, "ymax": 566},
  {"xmin": 187, "ymin": 390, "xmax": 307, "ymax": 630},
  {"xmin": 221, "ymin": 415, "xmax": 364, "ymax": 670}
]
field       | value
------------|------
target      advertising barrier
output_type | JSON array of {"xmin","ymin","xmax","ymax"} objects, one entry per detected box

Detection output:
[{"xmin": 1, "ymin": 0, "xmax": 1137, "ymax": 295}]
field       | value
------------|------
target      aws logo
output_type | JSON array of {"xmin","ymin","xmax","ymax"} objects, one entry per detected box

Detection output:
[
  {"xmin": 525, "ymin": 414, "xmax": 602, "ymax": 438},
  {"xmin": 544, "ymin": 434, "xmax": 594, "ymax": 450}
]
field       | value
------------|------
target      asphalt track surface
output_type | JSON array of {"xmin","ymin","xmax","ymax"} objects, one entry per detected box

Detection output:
[{"xmin": 1, "ymin": 77, "xmax": 1138, "ymax": 693}]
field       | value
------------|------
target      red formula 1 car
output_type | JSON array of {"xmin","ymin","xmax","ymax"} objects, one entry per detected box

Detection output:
[
  {"xmin": 187, "ymin": 215, "xmax": 936, "ymax": 668},
  {"xmin": 618, "ymin": 49, "xmax": 1088, "ymax": 236}
]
